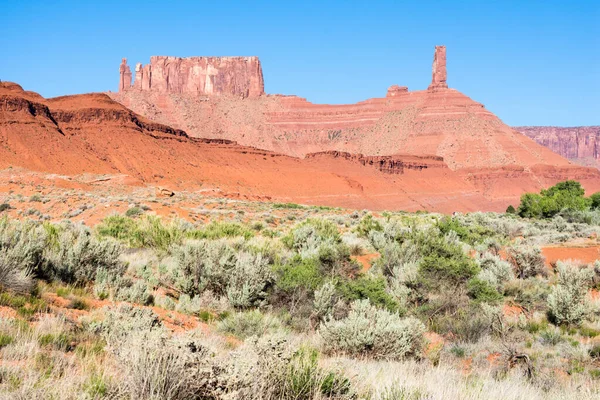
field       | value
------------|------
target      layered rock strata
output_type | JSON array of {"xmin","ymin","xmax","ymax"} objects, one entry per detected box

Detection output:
[
  {"xmin": 108, "ymin": 46, "xmax": 600, "ymax": 205},
  {"xmin": 515, "ymin": 126, "xmax": 600, "ymax": 169},
  {"xmin": 1, "ymin": 81, "xmax": 498, "ymax": 212}
]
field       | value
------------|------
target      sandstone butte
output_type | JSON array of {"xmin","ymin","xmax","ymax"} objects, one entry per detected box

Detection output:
[
  {"xmin": 514, "ymin": 126, "xmax": 600, "ymax": 170},
  {"xmin": 109, "ymin": 46, "xmax": 600, "ymax": 205},
  {"xmin": 0, "ymin": 80, "xmax": 500, "ymax": 213}
]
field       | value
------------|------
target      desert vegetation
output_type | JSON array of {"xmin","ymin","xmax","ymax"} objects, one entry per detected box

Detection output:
[{"xmin": 1, "ymin": 181, "xmax": 600, "ymax": 399}]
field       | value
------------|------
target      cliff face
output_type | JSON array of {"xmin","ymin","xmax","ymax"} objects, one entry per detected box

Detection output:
[
  {"xmin": 108, "ymin": 46, "xmax": 600, "ymax": 205},
  {"xmin": 515, "ymin": 126, "xmax": 600, "ymax": 169},
  {"xmin": 0, "ymin": 81, "xmax": 500, "ymax": 213},
  {"xmin": 119, "ymin": 56, "xmax": 264, "ymax": 98}
]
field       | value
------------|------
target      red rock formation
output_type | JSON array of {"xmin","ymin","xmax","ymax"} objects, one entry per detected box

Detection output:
[
  {"xmin": 386, "ymin": 85, "xmax": 408, "ymax": 97},
  {"xmin": 0, "ymin": 81, "xmax": 499, "ymax": 213},
  {"xmin": 107, "ymin": 45, "xmax": 600, "ymax": 206},
  {"xmin": 118, "ymin": 58, "xmax": 132, "ymax": 92},
  {"xmin": 515, "ymin": 126, "xmax": 600, "ymax": 169},
  {"xmin": 306, "ymin": 151, "xmax": 445, "ymax": 174},
  {"xmin": 428, "ymin": 45, "xmax": 447, "ymax": 91},
  {"xmin": 119, "ymin": 56, "xmax": 264, "ymax": 98}
]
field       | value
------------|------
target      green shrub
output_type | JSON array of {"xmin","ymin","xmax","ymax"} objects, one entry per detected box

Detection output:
[
  {"xmin": 427, "ymin": 302, "xmax": 498, "ymax": 343},
  {"xmin": 0, "ymin": 203, "xmax": 10, "ymax": 213},
  {"xmin": 579, "ymin": 326, "xmax": 600, "ymax": 338},
  {"xmin": 449, "ymin": 344, "xmax": 467, "ymax": 358},
  {"xmin": 125, "ymin": 206, "xmax": 144, "ymax": 218},
  {"xmin": 547, "ymin": 261, "xmax": 593, "ymax": 326},
  {"xmin": 232, "ymin": 337, "xmax": 353, "ymax": 400},
  {"xmin": 217, "ymin": 310, "xmax": 284, "ymax": 339},
  {"xmin": 0, "ymin": 218, "xmax": 47, "ymax": 293},
  {"xmin": 170, "ymin": 241, "xmax": 273, "ymax": 308},
  {"xmin": 96, "ymin": 215, "xmax": 137, "ymax": 241},
  {"xmin": 506, "ymin": 205, "xmax": 517, "ymax": 214},
  {"xmin": 539, "ymin": 328, "xmax": 564, "ymax": 345},
  {"xmin": 275, "ymin": 256, "xmax": 323, "ymax": 293},
  {"xmin": 282, "ymin": 218, "xmax": 341, "ymax": 252},
  {"xmin": 283, "ymin": 347, "xmax": 351, "ymax": 399},
  {"xmin": 467, "ymin": 277, "xmax": 502, "ymax": 303},
  {"xmin": 319, "ymin": 299, "xmax": 425, "ymax": 359},
  {"xmin": 67, "ymin": 297, "xmax": 89, "ymax": 310},
  {"xmin": 273, "ymin": 202, "xmax": 305, "ymax": 209},
  {"xmin": 0, "ymin": 333, "xmax": 13, "ymax": 348},
  {"xmin": 477, "ymin": 252, "xmax": 514, "ymax": 288},
  {"xmin": 84, "ymin": 374, "xmax": 109, "ymax": 398},
  {"xmin": 590, "ymin": 369, "xmax": 600, "ymax": 380},
  {"xmin": 355, "ymin": 214, "xmax": 382, "ymax": 238},
  {"xmin": 338, "ymin": 275, "xmax": 399, "ymax": 312},
  {"xmin": 415, "ymin": 231, "xmax": 479, "ymax": 291},
  {"xmin": 97, "ymin": 215, "xmax": 185, "ymax": 251},
  {"xmin": 506, "ymin": 244, "xmax": 546, "ymax": 279},
  {"xmin": 188, "ymin": 221, "xmax": 253, "ymax": 240},
  {"xmin": 45, "ymin": 224, "xmax": 123, "ymax": 285},
  {"xmin": 38, "ymin": 332, "xmax": 73, "ymax": 351},
  {"xmin": 589, "ymin": 344, "xmax": 600, "ymax": 359},
  {"xmin": 437, "ymin": 216, "xmax": 496, "ymax": 245},
  {"xmin": 591, "ymin": 192, "xmax": 600, "ymax": 210},
  {"xmin": 518, "ymin": 180, "xmax": 592, "ymax": 218}
]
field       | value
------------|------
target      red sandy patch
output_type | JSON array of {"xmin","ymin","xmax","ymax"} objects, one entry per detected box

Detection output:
[
  {"xmin": 352, "ymin": 253, "xmax": 380, "ymax": 272},
  {"xmin": 487, "ymin": 352, "xmax": 501, "ymax": 366},
  {"xmin": 41, "ymin": 291, "xmax": 207, "ymax": 334},
  {"xmin": 541, "ymin": 245, "xmax": 600, "ymax": 268},
  {"xmin": 503, "ymin": 304, "xmax": 524, "ymax": 318},
  {"xmin": 424, "ymin": 331, "xmax": 445, "ymax": 355},
  {"xmin": 0, "ymin": 306, "xmax": 17, "ymax": 319}
]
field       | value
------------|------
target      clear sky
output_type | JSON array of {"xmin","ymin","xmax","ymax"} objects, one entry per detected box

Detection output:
[{"xmin": 1, "ymin": 0, "xmax": 598, "ymax": 126}]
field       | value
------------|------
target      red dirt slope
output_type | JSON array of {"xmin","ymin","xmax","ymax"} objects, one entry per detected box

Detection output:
[{"xmin": 0, "ymin": 81, "xmax": 495, "ymax": 212}]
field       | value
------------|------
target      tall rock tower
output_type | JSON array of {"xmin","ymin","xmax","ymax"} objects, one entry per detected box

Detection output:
[
  {"xmin": 428, "ymin": 45, "xmax": 448, "ymax": 90},
  {"xmin": 119, "ymin": 58, "xmax": 132, "ymax": 92}
]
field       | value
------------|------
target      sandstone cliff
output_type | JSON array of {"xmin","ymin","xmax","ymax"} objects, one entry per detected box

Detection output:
[
  {"xmin": 108, "ymin": 46, "xmax": 600, "ymax": 204},
  {"xmin": 119, "ymin": 56, "xmax": 264, "ymax": 98},
  {"xmin": 515, "ymin": 126, "xmax": 600, "ymax": 169},
  {"xmin": 1, "ymin": 81, "xmax": 499, "ymax": 212}
]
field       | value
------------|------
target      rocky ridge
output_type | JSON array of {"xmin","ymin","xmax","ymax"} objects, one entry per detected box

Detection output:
[
  {"xmin": 119, "ymin": 56, "xmax": 264, "ymax": 98},
  {"xmin": 1, "ymin": 81, "xmax": 499, "ymax": 212},
  {"xmin": 515, "ymin": 126, "xmax": 600, "ymax": 169}
]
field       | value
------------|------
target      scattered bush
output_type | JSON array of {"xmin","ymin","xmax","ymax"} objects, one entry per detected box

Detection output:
[
  {"xmin": 189, "ymin": 221, "xmax": 254, "ymax": 240},
  {"xmin": 217, "ymin": 310, "xmax": 284, "ymax": 339},
  {"xmin": 355, "ymin": 214, "xmax": 382, "ymax": 238},
  {"xmin": 97, "ymin": 215, "xmax": 186, "ymax": 251},
  {"xmin": 0, "ymin": 218, "xmax": 45, "ymax": 293},
  {"xmin": 339, "ymin": 275, "xmax": 399, "ymax": 312},
  {"xmin": 467, "ymin": 277, "xmax": 502, "ymax": 304},
  {"xmin": 506, "ymin": 244, "xmax": 546, "ymax": 279},
  {"xmin": 319, "ymin": 299, "xmax": 425, "ymax": 359},
  {"xmin": 45, "ymin": 224, "xmax": 123, "ymax": 285},
  {"xmin": 547, "ymin": 261, "xmax": 593, "ymax": 326},
  {"xmin": 125, "ymin": 206, "xmax": 144, "ymax": 218}
]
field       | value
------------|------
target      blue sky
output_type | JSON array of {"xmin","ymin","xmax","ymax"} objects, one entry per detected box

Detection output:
[{"xmin": 1, "ymin": 0, "xmax": 598, "ymax": 126}]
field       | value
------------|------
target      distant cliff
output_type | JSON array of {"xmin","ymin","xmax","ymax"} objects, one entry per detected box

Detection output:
[
  {"xmin": 515, "ymin": 126, "xmax": 600, "ymax": 169},
  {"xmin": 119, "ymin": 56, "xmax": 264, "ymax": 98}
]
